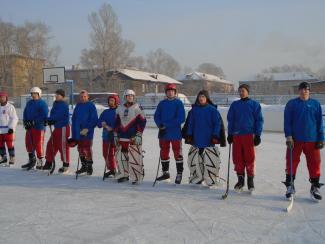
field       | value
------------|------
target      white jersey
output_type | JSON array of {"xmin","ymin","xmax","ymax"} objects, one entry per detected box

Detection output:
[{"xmin": 0, "ymin": 102, "xmax": 19, "ymax": 134}]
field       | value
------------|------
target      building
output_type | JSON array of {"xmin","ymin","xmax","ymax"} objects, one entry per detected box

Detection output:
[
  {"xmin": 178, "ymin": 72, "xmax": 234, "ymax": 96},
  {"xmin": 0, "ymin": 54, "xmax": 45, "ymax": 97},
  {"xmin": 239, "ymin": 72, "xmax": 319, "ymax": 95},
  {"xmin": 66, "ymin": 67, "xmax": 182, "ymax": 97}
]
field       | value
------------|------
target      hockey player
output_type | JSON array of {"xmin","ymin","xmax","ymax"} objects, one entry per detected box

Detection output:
[
  {"xmin": 227, "ymin": 84, "xmax": 264, "ymax": 192},
  {"xmin": 98, "ymin": 94, "xmax": 119, "ymax": 179},
  {"xmin": 284, "ymin": 82, "xmax": 324, "ymax": 201},
  {"xmin": 154, "ymin": 83, "xmax": 185, "ymax": 184},
  {"xmin": 0, "ymin": 91, "xmax": 18, "ymax": 166},
  {"xmin": 185, "ymin": 90, "xmax": 224, "ymax": 186},
  {"xmin": 21, "ymin": 87, "xmax": 49, "ymax": 170},
  {"xmin": 43, "ymin": 89, "xmax": 70, "ymax": 173},
  {"xmin": 114, "ymin": 89, "xmax": 146, "ymax": 184},
  {"xmin": 70, "ymin": 90, "xmax": 98, "ymax": 176}
]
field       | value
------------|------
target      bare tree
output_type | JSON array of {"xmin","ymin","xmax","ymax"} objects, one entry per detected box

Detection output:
[
  {"xmin": 80, "ymin": 3, "xmax": 135, "ymax": 89},
  {"xmin": 197, "ymin": 63, "xmax": 225, "ymax": 78},
  {"xmin": 126, "ymin": 56, "xmax": 146, "ymax": 70},
  {"xmin": 146, "ymin": 48, "xmax": 181, "ymax": 78},
  {"xmin": 262, "ymin": 64, "xmax": 313, "ymax": 74}
]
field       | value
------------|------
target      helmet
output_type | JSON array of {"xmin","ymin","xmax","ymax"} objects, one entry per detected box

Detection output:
[
  {"xmin": 108, "ymin": 94, "xmax": 120, "ymax": 107},
  {"xmin": 123, "ymin": 89, "xmax": 135, "ymax": 97},
  {"xmin": 165, "ymin": 83, "xmax": 177, "ymax": 92},
  {"xmin": 0, "ymin": 91, "xmax": 8, "ymax": 101},
  {"xmin": 30, "ymin": 87, "xmax": 42, "ymax": 97}
]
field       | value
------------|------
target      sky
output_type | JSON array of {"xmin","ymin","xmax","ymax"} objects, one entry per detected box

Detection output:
[{"xmin": 1, "ymin": 0, "xmax": 325, "ymax": 82}]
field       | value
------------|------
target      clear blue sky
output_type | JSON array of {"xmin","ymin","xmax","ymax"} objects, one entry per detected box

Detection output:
[{"xmin": 1, "ymin": 0, "xmax": 325, "ymax": 81}]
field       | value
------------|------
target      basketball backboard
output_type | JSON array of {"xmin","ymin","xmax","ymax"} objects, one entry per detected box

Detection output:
[{"xmin": 43, "ymin": 67, "xmax": 65, "ymax": 84}]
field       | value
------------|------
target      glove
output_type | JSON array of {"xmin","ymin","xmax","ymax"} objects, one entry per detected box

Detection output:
[
  {"xmin": 133, "ymin": 132, "xmax": 142, "ymax": 145},
  {"xmin": 113, "ymin": 133, "xmax": 119, "ymax": 146},
  {"xmin": 67, "ymin": 138, "xmax": 78, "ymax": 147},
  {"xmin": 286, "ymin": 136, "xmax": 294, "ymax": 149},
  {"xmin": 23, "ymin": 120, "xmax": 34, "ymax": 129},
  {"xmin": 185, "ymin": 135, "xmax": 193, "ymax": 145},
  {"xmin": 315, "ymin": 141, "xmax": 324, "ymax": 149},
  {"xmin": 7, "ymin": 128, "xmax": 14, "ymax": 134},
  {"xmin": 211, "ymin": 135, "xmax": 219, "ymax": 144},
  {"xmin": 158, "ymin": 125, "xmax": 166, "ymax": 138},
  {"xmin": 102, "ymin": 122, "xmax": 112, "ymax": 131},
  {"xmin": 80, "ymin": 128, "xmax": 89, "ymax": 136},
  {"xmin": 254, "ymin": 135, "xmax": 261, "ymax": 146},
  {"xmin": 227, "ymin": 135, "xmax": 233, "ymax": 144},
  {"xmin": 47, "ymin": 120, "xmax": 55, "ymax": 126}
]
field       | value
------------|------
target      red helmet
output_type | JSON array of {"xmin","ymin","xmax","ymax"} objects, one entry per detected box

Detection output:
[
  {"xmin": 165, "ymin": 83, "xmax": 177, "ymax": 92},
  {"xmin": 0, "ymin": 91, "xmax": 8, "ymax": 101},
  {"xmin": 108, "ymin": 94, "xmax": 120, "ymax": 107}
]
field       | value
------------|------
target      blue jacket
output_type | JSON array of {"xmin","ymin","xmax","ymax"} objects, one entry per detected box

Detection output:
[
  {"xmin": 98, "ymin": 108, "xmax": 116, "ymax": 142},
  {"xmin": 23, "ymin": 99, "xmax": 48, "ymax": 130},
  {"xmin": 154, "ymin": 98, "xmax": 185, "ymax": 140},
  {"xmin": 227, "ymin": 98, "xmax": 263, "ymax": 136},
  {"xmin": 48, "ymin": 101, "xmax": 69, "ymax": 129},
  {"xmin": 284, "ymin": 97, "xmax": 324, "ymax": 142},
  {"xmin": 72, "ymin": 101, "xmax": 98, "ymax": 140},
  {"xmin": 187, "ymin": 104, "xmax": 221, "ymax": 148}
]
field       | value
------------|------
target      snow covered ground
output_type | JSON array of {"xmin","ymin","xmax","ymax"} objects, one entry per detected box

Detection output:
[{"xmin": 0, "ymin": 126, "xmax": 324, "ymax": 244}]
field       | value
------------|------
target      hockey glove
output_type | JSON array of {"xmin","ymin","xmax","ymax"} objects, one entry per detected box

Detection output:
[
  {"xmin": 286, "ymin": 136, "xmax": 294, "ymax": 149},
  {"xmin": 80, "ymin": 128, "xmax": 89, "ymax": 136},
  {"xmin": 315, "ymin": 141, "xmax": 324, "ymax": 149},
  {"xmin": 47, "ymin": 119, "xmax": 55, "ymax": 126},
  {"xmin": 23, "ymin": 120, "xmax": 34, "ymax": 129},
  {"xmin": 158, "ymin": 125, "xmax": 166, "ymax": 138},
  {"xmin": 185, "ymin": 135, "xmax": 193, "ymax": 145},
  {"xmin": 254, "ymin": 135, "xmax": 261, "ymax": 146},
  {"xmin": 133, "ymin": 132, "xmax": 142, "ymax": 146},
  {"xmin": 227, "ymin": 135, "xmax": 233, "ymax": 144},
  {"xmin": 67, "ymin": 138, "xmax": 78, "ymax": 147},
  {"xmin": 211, "ymin": 135, "xmax": 219, "ymax": 145},
  {"xmin": 7, "ymin": 128, "xmax": 14, "ymax": 134}
]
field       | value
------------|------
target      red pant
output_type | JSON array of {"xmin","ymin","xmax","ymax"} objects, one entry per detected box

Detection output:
[
  {"xmin": 103, "ymin": 141, "xmax": 117, "ymax": 170},
  {"xmin": 77, "ymin": 140, "xmax": 93, "ymax": 160},
  {"xmin": 159, "ymin": 140, "xmax": 183, "ymax": 162},
  {"xmin": 45, "ymin": 126, "xmax": 70, "ymax": 164},
  {"xmin": 232, "ymin": 134, "xmax": 256, "ymax": 176},
  {"xmin": 25, "ymin": 129, "xmax": 45, "ymax": 159},
  {"xmin": 286, "ymin": 141, "xmax": 321, "ymax": 178},
  {"xmin": 0, "ymin": 133, "xmax": 14, "ymax": 149}
]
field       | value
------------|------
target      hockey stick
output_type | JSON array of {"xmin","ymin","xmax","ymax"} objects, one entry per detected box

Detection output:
[
  {"xmin": 222, "ymin": 144, "xmax": 232, "ymax": 200},
  {"xmin": 75, "ymin": 154, "xmax": 80, "ymax": 180},
  {"xmin": 286, "ymin": 146, "xmax": 294, "ymax": 212},
  {"xmin": 48, "ymin": 125, "xmax": 56, "ymax": 176},
  {"xmin": 103, "ymin": 142, "xmax": 111, "ymax": 181},
  {"xmin": 152, "ymin": 157, "xmax": 161, "ymax": 187},
  {"xmin": 26, "ymin": 127, "xmax": 39, "ymax": 170}
]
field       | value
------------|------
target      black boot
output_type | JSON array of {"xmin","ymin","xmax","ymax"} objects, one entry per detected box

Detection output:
[
  {"xmin": 310, "ymin": 178, "xmax": 323, "ymax": 201},
  {"xmin": 283, "ymin": 174, "xmax": 295, "ymax": 199},
  {"xmin": 87, "ymin": 160, "xmax": 93, "ymax": 175},
  {"xmin": 234, "ymin": 174, "xmax": 245, "ymax": 192},
  {"xmin": 156, "ymin": 160, "xmax": 170, "ymax": 181},
  {"xmin": 35, "ymin": 158, "xmax": 43, "ymax": 170},
  {"xmin": 42, "ymin": 161, "xmax": 53, "ymax": 170},
  {"xmin": 247, "ymin": 176, "xmax": 255, "ymax": 192},
  {"xmin": 104, "ymin": 169, "xmax": 117, "ymax": 179},
  {"xmin": 117, "ymin": 176, "xmax": 129, "ymax": 183},
  {"xmin": 76, "ymin": 163, "xmax": 88, "ymax": 175},
  {"xmin": 9, "ymin": 156, "xmax": 15, "ymax": 165},
  {"xmin": 175, "ymin": 161, "xmax": 184, "ymax": 184},
  {"xmin": 58, "ymin": 162, "xmax": 69, "ymax": 173},
  {"xmin": 22, "ymin": 153, "xmax": 36, "ymax": 170},
  {"xmin": 0, "ymin": 155, "xmax": 7, "ymax": 164}
]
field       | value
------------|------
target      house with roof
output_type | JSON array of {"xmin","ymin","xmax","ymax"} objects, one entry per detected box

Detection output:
[
  {"xmin": 177, "ymin": 71, "xmax": 234, "ymax": 96},
  {"xmin": 239, "ymin": 72, "xmax": 319, "ymax": 95}
]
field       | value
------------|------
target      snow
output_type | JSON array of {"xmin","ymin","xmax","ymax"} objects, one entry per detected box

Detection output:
[
  {"xmin": 178, "ymin": 72, "xmax": 234, "ymax": 85},
  {"xmin": 241, "ymin": 72, "xmax": 317, "ymax": 82},
  {"xmin": 0, "ymin": 126, "xmax": 325, "ymax": 244}
]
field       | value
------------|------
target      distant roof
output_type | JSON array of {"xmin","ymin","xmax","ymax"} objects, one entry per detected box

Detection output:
[
  {"xmin": 178, "ymin": 71, "xmax": 233, "ymax": 85},
  {"xmin": 109, "ymin": 68, "xmax": 182, "ymax": 84},
  {"xmin": 240, "ymin": 72, "xmax": 318, "ymax": 82}
]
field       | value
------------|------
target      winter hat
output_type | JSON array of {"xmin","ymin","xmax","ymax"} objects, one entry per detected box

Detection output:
[
  {"xmin": 298, "ymin": 82, "xmax": 310, "ymax": 90},
  {"xmin": 195, "ymin": 90, "xmax": 213, "ymax": 105},
  {"xmin": 0, "ymin": 91, "xmax": 8, "ymax": 101},
  {"xmin": 238, "ymin": 84, "xmax": 250, "ymax": 93},
  {"xmin": 55, "ymin": 89, "xmax": 65, "ymax": 97},
  {"xmin": 108, "ymin": 94, "xmax": 120, "ymax": 107}
]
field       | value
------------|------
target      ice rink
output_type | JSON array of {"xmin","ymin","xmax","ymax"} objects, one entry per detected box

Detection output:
[{"xmin": 0, "ymin": 126, "xmax": 324, "ymax": 244}]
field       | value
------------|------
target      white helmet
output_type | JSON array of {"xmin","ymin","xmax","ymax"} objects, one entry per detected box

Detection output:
[
  {"xmin": 30, "ymin": 87, "xmax": 42, "ymax": 97},
  {"xmin": 123, "ymin": 89, "xmax": 135, "ymax": 97}
]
